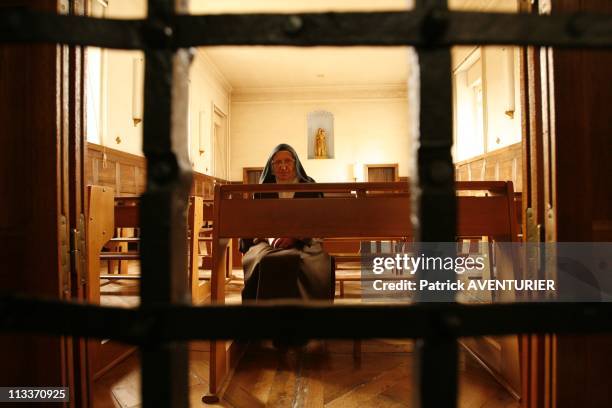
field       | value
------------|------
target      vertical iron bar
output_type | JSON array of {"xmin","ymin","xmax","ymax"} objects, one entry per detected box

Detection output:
[
  {"xmin": 140, "ymin": 0, "xmax": 191, "ymax": 407},
  {"xmin": 414, "ymin": 0, "xmax": 458, "ymax": 406}
]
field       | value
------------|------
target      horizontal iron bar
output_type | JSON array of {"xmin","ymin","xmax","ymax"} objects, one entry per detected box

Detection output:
[
  {"xmin": 0, "ymin": 9, "xmax": 145, "ymax": 49},
  {"xmin": 1, "ymin": 9, "xmax": 612, "ymax": 49},
  {"xmin": 2, "ymin": 295, "xmax": 612, "ymax": 344}
]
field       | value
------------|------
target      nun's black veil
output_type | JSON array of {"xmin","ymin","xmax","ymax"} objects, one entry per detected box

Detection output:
[{"xmin": 259, "ymin": 144, "xmax": 315, "ymax": 184}]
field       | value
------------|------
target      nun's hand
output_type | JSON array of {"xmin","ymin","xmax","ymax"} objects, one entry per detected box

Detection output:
[{"xmin": 271, "ymin": 237, "xmax": 298, "ymax": 249}]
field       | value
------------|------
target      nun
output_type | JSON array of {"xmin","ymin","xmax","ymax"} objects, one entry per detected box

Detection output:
[{"xmin": 239, "ymin": 144, "xmax": 334, "ymax": 302}]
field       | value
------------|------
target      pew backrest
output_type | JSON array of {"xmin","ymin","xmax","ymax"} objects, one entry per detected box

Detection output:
[
  {"xmin": 114, "ymin": 196, "xmax": 139, "ymax": 228},
  {"xmin": 213, "ymin": 181, "xmax": 517, "ymax": 242}
]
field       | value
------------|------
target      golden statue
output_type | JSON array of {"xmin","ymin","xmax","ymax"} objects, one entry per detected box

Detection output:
[{"xmin": 314, "ymin": 128, "xmax": 328, "ymax": 158}]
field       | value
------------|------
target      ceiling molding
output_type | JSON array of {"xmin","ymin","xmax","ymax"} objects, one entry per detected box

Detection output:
[
  {"xmin": 195, "ymin": 49, "xmax": 233, "ymax": 94},
  {"xmin": 232, "ymin": 84, "xmax": 408, "ymax": 103}
]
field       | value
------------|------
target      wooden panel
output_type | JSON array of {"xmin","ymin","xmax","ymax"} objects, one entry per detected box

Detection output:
[
  {"xmin": 456, "ymin": 164, "xmax": 469, "ymax": 181},
  {"xmin": 96, "ymin": 159, "xmax": 117, "ymax": 188},
  {"xmin": 323, "ymin": 240, "xmax": 361, "ymax": 254},
  {"xmin": 119, "ymin": 164, "xmax": 138, "ymax": 195},
  {"xmin": 243, "ymin": 167, "xmax": 263, "ymax": 184},
  {"xmin": 86, "ymin": 186, "xmax": 114, "ymax": 303},
  {"xmin": 84, "ymin": 153, "xmax": 94, "ymax": 188},
  {"xmin": 484, "ymin": 160, "xmax": 497, "ymax": 180},
  {"xmin": 218, "ymin": 196, "xmax": 412, "ymax": 238},
  {"xmin": 215, "ymin": 182, "xmax": 514, "ymax": 240},
  {"xmin": 115, "ymin": 206, "xmax": 139, "ymax": 228},
  {"xmin": 0, "ymin": 0, "xmax": 65, "ymax": 388},
  {"xmin": 457, "ymin": 196, "xmax": 513, "ymax": 239},
  {"xmin": 189, "ymin": 196, "xmax": 211, "ymax": 303},
  {"xmin": 455, "ymin": 143, "xmax": 522, "ymax": 191},
  {"xmin": 365, "ymin": 163, "xmax": 399, "ymax": 182},
  {"xmin": 87, "ymin": 142, "xmax": 225, "ymax": 197},
  {"xmin": 551, "ymin": 2, "xmax": 612, "ymax": 407}
]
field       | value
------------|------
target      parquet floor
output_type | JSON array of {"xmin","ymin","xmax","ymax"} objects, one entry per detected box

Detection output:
[
  {"xmin": 94, "ymin": 265, "xmax": 519, "ymax": 408},
  {"xmin": 94, "ymin": 339, "xmax": 518, "ymax": 408}
]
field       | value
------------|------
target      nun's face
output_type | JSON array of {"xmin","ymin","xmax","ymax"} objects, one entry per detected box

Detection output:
[{"xmin": 271, "ymin": 150, "xmax": 297, "ymax": 183}]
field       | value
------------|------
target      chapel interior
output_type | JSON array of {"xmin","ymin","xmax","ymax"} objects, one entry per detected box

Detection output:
[{"xmin": 1, "ymin": 0, "xmax": 612, "ymax": 407}]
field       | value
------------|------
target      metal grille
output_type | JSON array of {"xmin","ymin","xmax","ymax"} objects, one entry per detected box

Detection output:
[{"xmin": 2, "ymin": 1, "xmax": 612, "ymax": 406}]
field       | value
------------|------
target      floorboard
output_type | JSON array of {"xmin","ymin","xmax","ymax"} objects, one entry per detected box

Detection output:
[{"xmin": 93, "ymin": 266, "xmax": 520, "ymax": 408}]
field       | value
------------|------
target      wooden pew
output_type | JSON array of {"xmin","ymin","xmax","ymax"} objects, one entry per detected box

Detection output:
[
  {"xmin": 455, "ymin": 182, "xmax": 521, "ymax": 398},
  {"xmin": 86, "ymin": 186, "xmax": 136, "ymax": 381},
  {"xmin": 324, "ymin": 239, "xmax": 410, "ymax": 297},
  {"xmin": 329, "ymin": 182, "xmax": 519, "ymax": 297},
  {"xmin": 190, "ymin": 198, "xmax": 226, "ymax": 304},
  {"xmin": 206, "ymin": 180, "xmax": 520, "ymax": 401},
  {"xmin": 98, "ymin": 196, "xmax": 221, "ymax": 304},
  {"xmin": 86, "ymin": 187, "xmax": 222, "ymax": 379}
]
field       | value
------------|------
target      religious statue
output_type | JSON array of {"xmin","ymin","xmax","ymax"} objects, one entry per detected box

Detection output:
[{"xmin": 314, "ymin": 127, "xmax": 328, "ymax": 158}]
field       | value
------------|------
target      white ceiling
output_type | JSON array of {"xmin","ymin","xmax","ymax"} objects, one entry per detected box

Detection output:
[
  {"xmin": 190, "ymin": 0, "xmax": 517, "ymax": 90},
  {"xmin": 190, "ymin": 0, "xmax": 413, "ymax": 14},
  {"xmin": 202, "ymin": 46, "xmax": 411, "ymax": 89}
]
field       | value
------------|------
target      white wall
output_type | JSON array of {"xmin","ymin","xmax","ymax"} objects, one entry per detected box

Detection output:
[
  {"xmin": 87, "ymin": 0, "xmax": 146, "ymax": 155},
  {"xmin": 450, "ymin": 0, "xmax": 522, "ymax": 162},
  {"xmin": 188, "ymin": 52, "xmax": 232, "ymax": 175},
  {"xmin": 87, "ymin": 0, "xmax": 232, "ymax": 171},
  {"xmin": 229, "ymin": 89, "xmax": 410, "ymax": 182},
  {"xmin": 452, "ymin": 46, "xmax": 522, "ymax": 162},
  {"xmin": 104, "ymin": 49, "xmax": 144, "ymax": 155},
  {"xmin": 483, "ymin": 46, "xmax": 522, "ymax": 151}
]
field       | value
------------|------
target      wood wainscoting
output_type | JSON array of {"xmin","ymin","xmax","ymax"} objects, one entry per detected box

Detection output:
[
  {"xmin": 86, "ymin": 142, "xmax": 227, "ymax": 197},
  {"xmin": 455, "ymin": 143, "xmax": 522, "ymax": 192},
  {"xmin": 455, "ymin": 143, "xmax": 523, "ymax": 399}
]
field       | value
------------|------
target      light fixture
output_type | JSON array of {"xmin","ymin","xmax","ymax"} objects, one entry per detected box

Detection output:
[
  {"xmin": 352, "ymin": 163, "xmax": 364, "ymax": 182},
  {"xmin": 199, "ymin": 110, "xmax": 206, "ymax": 155},
  {"xmin": 504, "ymin": 47, "xmax": 515, "ymax": 119},
  {"xmin": 132, "ymin": 57, "xmax": 144, "ymax": 126}
]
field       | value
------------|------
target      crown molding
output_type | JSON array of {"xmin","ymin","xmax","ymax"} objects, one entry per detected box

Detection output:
[
  {"xmin": 232, "ymin": 84, "xmax": 408, "ymax": 103},
  {"xmin": 195, "ymin": 49, "xmax": 233, "ymax": 94}
]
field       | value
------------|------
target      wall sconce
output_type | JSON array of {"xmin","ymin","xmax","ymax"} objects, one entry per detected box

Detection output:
[
  {"xmin": 198, "ymin": 110, "xmax": 206, "ymax": 155},
  {"xmin": 352, "ymin": 162, "xmax": 364, "ymax": 182},
  {"xmin": 504, "ymin": 47, "xmax": 515, "ymax": 119},
  {"xmin": 132, "ymin": 57, "xmax": 144, "ymax": 126}
]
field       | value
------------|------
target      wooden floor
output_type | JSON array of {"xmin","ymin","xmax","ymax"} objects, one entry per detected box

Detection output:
[
  {"xmin": 94, "ymin": 263, "xmax": 519, "ymax": 407},
  {"xmin": 93, "ymin": 338, "xmax": 519, "ymax": 408}
]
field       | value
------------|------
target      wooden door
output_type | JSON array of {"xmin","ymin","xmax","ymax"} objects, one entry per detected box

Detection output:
[
  {"xmin": 242, "ymin": 167, "xmax": 263, "ymax": 184},
  {"xmin": 549, "ymin": 1, "xmax": 612, "ymax": 406},
  {"xmin": 0, "ymin": 0, "xmax": 86, "ymax": 406},
  {"xmin": 518, "ymin": 1, "xmax": 549, "ymax": 406},
  {"xmin": 365, "ymin": 164, "xmax": 399, "ymax": 182},
  {"xmin": 520, "ymin": 1, "xmax": 612, "ymax": 406}
]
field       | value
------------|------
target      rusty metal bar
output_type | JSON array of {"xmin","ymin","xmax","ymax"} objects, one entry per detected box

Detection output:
[
  {"xmin": 139, "ymin": 0, "xmax": 191, "ymax": 407},
  {"xmin": 1, "ymin": 2, "xmax": 612, "ymax": 408},
  {"xmin": 414, "ymin": 0, "xmax": 457, "ymax": 405},
  {"xmin": 1, "ymin": 9, "xmax": 612, "ymax": 49},
  {"xmin": 3, "ymin": 295, "xmax": 612, "ymax": 342}
]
